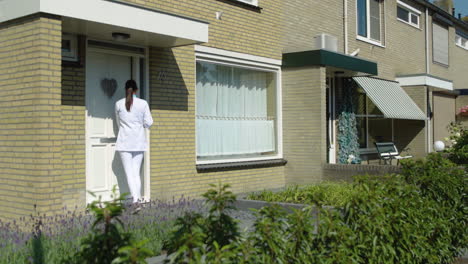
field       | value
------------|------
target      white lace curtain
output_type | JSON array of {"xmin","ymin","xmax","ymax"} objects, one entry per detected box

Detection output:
[{"xmin": 196, "ymin": 62, "xmax": 275, "ymax": 157}]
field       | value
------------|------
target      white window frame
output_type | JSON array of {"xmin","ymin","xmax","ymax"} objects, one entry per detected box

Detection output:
[
  {"xmin": 194, "ymin": 45, "xmax": 282, "ymax": 165},
  {"xmin": 455, "ymin": 34, "xmax": 468, "ymax": 50},
  {"xmin": 396, "ymin": 0, "xmax": 421, "ymax": 29},
  {"xmin": 356, "ymin": 0, "xmax": 385, "ymax": 47},
  {"xmin": 232, "ymin": 0, "xmax": 258, "ymax": 7}
]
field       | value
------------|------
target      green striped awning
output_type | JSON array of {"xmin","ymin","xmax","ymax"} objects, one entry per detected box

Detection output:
[{"xmin": 353, "ymin": 77, "xmax": 427, "ymax": 120}]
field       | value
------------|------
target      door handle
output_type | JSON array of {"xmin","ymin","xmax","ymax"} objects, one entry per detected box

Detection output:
[{"xmin": 100, "ymin": 137, "xmax": 117, "ymax": 143}]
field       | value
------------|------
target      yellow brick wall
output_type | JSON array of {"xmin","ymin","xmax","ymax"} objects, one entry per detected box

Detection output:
[
  {"xmin": 282, "ymin": 66, "xmax": 326, "ymax": 184},
  {"xmin": 432, "ymin": 93, "xmax": 456, "ymax": 144},
  {"xmin": 0, "ymin": 15, "xmax": 63, "ymax": 220},
  {"xmin": 395, "ymin": 86, "xmax": 428, "ymax": 158},
  {"xmin": 121, "ymin": 0, "xmax": 283, "ymax": 60}
]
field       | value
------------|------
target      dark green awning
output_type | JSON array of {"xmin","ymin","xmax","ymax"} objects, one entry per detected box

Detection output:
[{"xmin": 282, "ymin": 49, "xmax": 378, "ymax": 75}]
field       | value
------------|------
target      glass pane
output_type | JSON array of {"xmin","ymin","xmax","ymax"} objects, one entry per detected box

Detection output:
[
  {"xmin": 367, "ymin": 98, "xmax": 383, "ymax": 115},
  {"xmin": 356, "ymin": 117, "xmax": 367, "ymax": 148},
  {"xmin": 397, "ymin": 6, "xmax": 409, "ymax": 22},
  {"xmin": 368, "ymin": 117, "xmax": 392, "ymax": 146},
  {"xmin": 369, "ymin": 0, "xmax": 381, "ymax": 41},
  {"xmin": 357, "ymin": 0, "xmax": 368, "ymax": 37},
  {"xmin": 196, "ymin": 61, "xmax": 278, "ymax": 161},
  {"xmin": 355, "ymin": 90, "xmax": 366, "ymax": 115},
  {"xmin": 410, "ymin": 13, "xmax": 419, "ymax": 25}
]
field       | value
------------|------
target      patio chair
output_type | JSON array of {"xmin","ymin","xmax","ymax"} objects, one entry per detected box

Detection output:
[{"xmin": 374, "ymin": 142, "xmax": 412, "ymax": 165}]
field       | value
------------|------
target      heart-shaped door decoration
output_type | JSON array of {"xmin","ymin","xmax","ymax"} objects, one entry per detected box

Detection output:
[{"xmin": 101, "ymin": 78, "xmax": 118, "ymax": 98}]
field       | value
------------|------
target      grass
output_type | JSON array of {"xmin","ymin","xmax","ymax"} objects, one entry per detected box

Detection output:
[{"xmin": 247, "ymin": 181, "xmax": 358, "ymax": 207}]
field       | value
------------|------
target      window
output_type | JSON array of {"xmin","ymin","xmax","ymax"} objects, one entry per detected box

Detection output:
[
  {"xmin": 355, "ymin": 88, "xmax": 393, "ymax": 149},
  {"xmin": 432, "ymin": 22, "xmax": 449, "ymax": 66},
  {"xmin": 456, "ymin": 32, "xmax": 468, "ymax": 50},
  {"xmin": 396, "ymin": 1, "xmax": 420, "ymax": 28},
  {"xmin": 196, "ymin": 60, "xmax": 279, "ymax": 163},
  {"xmin": 357, "ymin": 0, "xmax": 384, "ymax": 44},
  {"xmin": 62, "ymin": 34, "xmax": 78, "ymax": 61}
]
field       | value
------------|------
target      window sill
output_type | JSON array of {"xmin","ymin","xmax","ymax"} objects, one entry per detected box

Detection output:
[
  {"xmin": 432, "ymin": 60, "xmax": 449, "ymax": 68},
  {"xmin": 356, "ymin": 35, "xmax": 385, "ymax": 48},
  {"xmin": 196, "ymin": 158, "xmax": 287, "ymax": 172},
  {"xmin": 397, "ymin": 18, "xmax": 421, "ymax": 30},
  {"xmin": 216, "ymin": 0, "xmax": 262, "ymax": 12}
]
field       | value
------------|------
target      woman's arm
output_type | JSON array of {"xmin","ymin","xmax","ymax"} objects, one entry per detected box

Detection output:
[{"xmin": 143, "ymin": 102, "xmax": 153, "ymax": 128}]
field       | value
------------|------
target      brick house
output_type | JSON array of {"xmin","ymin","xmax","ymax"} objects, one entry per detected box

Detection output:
[
  {"xmin": 280, "ymin": 0, "xmax": 468, "ymax": 183},
  {"xmin": 0, "ymin": 0, "xmax": 467, "ymax": 219}
]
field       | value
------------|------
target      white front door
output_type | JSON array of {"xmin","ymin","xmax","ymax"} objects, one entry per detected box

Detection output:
[{"xmin": 86, "ymin": 50, "xmax": 143, "ymax": 203}]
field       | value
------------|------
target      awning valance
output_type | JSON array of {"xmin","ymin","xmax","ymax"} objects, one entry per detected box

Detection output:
[
  {"xmin": 282, "ymin": 49, "xmax": 378, "ymax": 75},
  {"xmin": 353, "ymin": 77, "xmax": 427, "ymax": 120}
]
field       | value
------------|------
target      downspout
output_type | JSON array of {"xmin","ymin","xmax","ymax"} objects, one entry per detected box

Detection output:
[
  {"xmin": 344, "ymin": 0, "xmax": 348, "ymax": 54},
  {"xmin": 425, "ymin": 7, "xmax": 432, "ymax": 153}
]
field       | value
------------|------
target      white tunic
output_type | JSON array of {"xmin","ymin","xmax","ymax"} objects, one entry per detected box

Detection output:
[{"xmin": 115, "ymin": 97, "xmax": 153, "ymax": 151}]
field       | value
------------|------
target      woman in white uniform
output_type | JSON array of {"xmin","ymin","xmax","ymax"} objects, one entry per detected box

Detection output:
[{"xmin": 115, "ymin": 80, "xmax": 153, "ymax": 205}]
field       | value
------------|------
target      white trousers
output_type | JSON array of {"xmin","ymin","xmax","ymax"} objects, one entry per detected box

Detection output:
[{"xmin": 119, "ymin": 151, "xmax": 144, "ymax": 203}]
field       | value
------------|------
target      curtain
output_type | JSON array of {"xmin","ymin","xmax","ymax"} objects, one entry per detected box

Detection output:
[{"xmin": 196, "ymin": 62, "xmax": 275, "ymax": 157}]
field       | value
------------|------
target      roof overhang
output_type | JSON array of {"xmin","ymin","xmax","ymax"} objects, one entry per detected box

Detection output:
[
  {"xmin": 396, "ymin": 74, "xmax": 453, "ymax": 91},
  {"xmin": 282, "ymin": 49, "xmax": 378, "ymax": 75},
  {"xmin": 0, "ymin": 0, "xmax": 209, "ymax": 47}
]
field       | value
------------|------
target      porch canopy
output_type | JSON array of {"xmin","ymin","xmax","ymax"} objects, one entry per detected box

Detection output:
[
  {"xmin": 0, "ymin": 0, "xmax": 208, "ymax": 47},
  {"xmin": 353, "ymin": 76, "xmax": 427, "ymax": 120},
  {"xmin": 282, "ymin": 49, "xmax": 378, "ymax": 75}
]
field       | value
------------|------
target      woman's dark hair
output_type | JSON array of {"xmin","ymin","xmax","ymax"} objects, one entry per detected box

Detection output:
[{"xmin": 125, "ymin": 80, "xmax": 138, "ymax": 111}]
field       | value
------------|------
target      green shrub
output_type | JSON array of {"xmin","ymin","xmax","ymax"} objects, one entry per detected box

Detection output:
[
  {"xmin": 167, "ymin": 155, "xmax": 467, "ymax": 263},
  {"xmin": 247, "ymin": 182, "xmax": 357, "ymax": 207},
  {"xmin": 445, "ymin": 121, "xmax": 468, "ymax": 165}
]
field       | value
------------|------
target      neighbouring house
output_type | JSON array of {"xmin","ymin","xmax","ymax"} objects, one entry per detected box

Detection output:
[
  {"xmin": 281, "ymin": 0, "xmax": 468, "ymax": 183},
  {"xmin": 0, "ymin": 0, "xmax": 467, "ymax": 219}
]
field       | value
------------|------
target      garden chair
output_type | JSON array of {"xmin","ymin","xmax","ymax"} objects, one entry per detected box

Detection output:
[{"xmin": 374, "ymin": 142, "xmax": 412, "ymax": 165}]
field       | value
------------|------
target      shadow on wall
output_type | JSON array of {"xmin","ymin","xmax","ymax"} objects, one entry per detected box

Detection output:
[
  {"xmin": 149, "ymin": 47, "xmax": 189, "ymax": 112},
  {"xmin": 393, "ymin": 119, "xmax": 425, "ymax": 157}
]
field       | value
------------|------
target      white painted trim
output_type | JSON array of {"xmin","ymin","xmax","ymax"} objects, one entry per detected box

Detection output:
[
  {"xmin": 397, "ymin": 17, "xmax": 421, "ymax": 29},
  {"xmin": 396, "ymin": 75, "xmax": 453, "ymax": 90},
  {"xmin": 197, "ymin": 155, "xmax": 283, "ymax": 165},
  {"xmin": 194, "ymin": 48, "xmax": 283, "ymax": 165},
  {"xmin": 0, "ymin": 0, "xmax": 208, "ymax": 43},
  {"xmin": 397, "ymin": 0, "xmax": 422, "ymax": 15},
  {"xmin": 356, "ymin": 35, "xmax": 386, "ymax": 48},
  {"xmin": 195, "ymin": 45, "xmax": 282, "ymax": 68}
]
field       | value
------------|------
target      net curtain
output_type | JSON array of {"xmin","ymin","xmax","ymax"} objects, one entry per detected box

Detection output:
[{"xmin": 196, "ymin": 62, "xmax": 275, "ymax": 157}]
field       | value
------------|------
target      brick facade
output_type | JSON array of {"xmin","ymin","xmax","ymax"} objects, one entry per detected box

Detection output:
[{"xmin": 0, "ymin": 15, "xmax": 63, "ymax": 219}]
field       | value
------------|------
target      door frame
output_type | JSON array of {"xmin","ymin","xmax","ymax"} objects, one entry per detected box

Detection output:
[{"xmin": 85, "ymin": 39, "xmax": 151, "ymax": 203}]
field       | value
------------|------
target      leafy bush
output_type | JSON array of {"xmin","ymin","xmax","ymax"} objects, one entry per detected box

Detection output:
[
  {"xmin": 247, "ymin": 182, "xmax": 358, "ymax": 207},
  {"xmin": 166, "ymin": 155, "xmax": 467, "ymax": 263},
  {"xmin": 445, "ymin": 122, "xmax": 468, "ymax": 165}
]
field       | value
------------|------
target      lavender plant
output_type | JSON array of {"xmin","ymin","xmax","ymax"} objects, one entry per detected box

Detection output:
[{"xmin": 0, "ymin": 194, "xmax": 200, "ymax": 263}]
